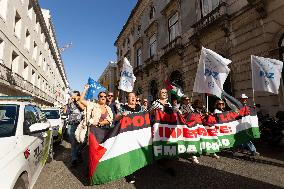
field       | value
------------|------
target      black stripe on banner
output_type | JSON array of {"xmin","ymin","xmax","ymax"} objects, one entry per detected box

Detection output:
[
  {"xmin": 153, "ymin": 110, "xmax": 199, "ymax": 128},
  {"xmin": 90, "ymin": 111, "xmax": 151, "ymax": 144},
  {"xmin": 215, "ymin": 106, "xmax": 257, "ymax": 124}
]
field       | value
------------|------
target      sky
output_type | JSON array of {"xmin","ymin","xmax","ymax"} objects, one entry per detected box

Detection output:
[{"xmin": 39, "ymin": 0, "xmax": 137, "ymax": 91}]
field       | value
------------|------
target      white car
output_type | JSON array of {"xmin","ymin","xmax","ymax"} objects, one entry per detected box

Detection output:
[
  {"xmin": 0, "ymin": 97, "xmax": 53, "ymax": 189},
  {"xmin": 41, "ymin": 108, "xmax": 64, "ymax": 143}
]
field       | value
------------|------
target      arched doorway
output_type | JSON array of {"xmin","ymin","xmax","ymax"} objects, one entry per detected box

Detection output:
[{"xmin": 149, "ymin": 80, "xmax": 158, "ymax": 103}]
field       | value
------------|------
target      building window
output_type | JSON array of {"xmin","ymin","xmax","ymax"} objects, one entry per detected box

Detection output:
[
  {"xmin": 40, "ymin": 31, "xmax": 44, "ymax": 42},
  {"xmin": 33, "ymin": 42, "xmax": 37, "ymax": 60},
  {"xmin": 127, "ymin": 37, "xmax": 130, "ymax": 46},
  {"xmin": 27, "ymin": 0, "xmax": 33, "ymax": 20},
  {"xmin": 37, "ymin": 76, "xmax": 40, "ymax": 88},
  {"xmin": 23, "ymin": 62, "xmax": 29, "ymax": 80},
  {"xmin": 137, "ymin": 25, "xmax": 141, "ymax": 37},
  {"xmin": 136, "ymin": 48, "xmax": 142, "ymax": 67},
  {"xmin": 200, "ymin": 0, "xmax": 220, "ymax": 17},
  {"xmin": 31, "ymin": 69, "xmax": 35, "ymax": 85},
  {"xmin": 150, "ymin": 6, "xmax": 156, "ymax": 20},
  {"xmin": 25, "ymin": 30, "xmax": 31, "ymax": 51},
  {"xmin": 35, "ymin": 17, "xmax": 40, "ymax": 33},
  {"xmin": 11, "ymin": 51, "xmax": 19, "ymax": 73},
  {"xmin": 38, "ymin": 52, "xmax": 42, "ymax": 67},
  {"xmin": 149, "ymin": 34, "xmax": 157, "ymax": 57},
  {"xmin": 14, "ymin": 11, "xmax": 22, "ymax": 39},
  {"xmin": 0, "ymin": 0, "xmax": 8, "ymax": 20},
  {"xmin": 43, "ymin": 58, "xmax": 46, "ymax": 71},
  {"xmin": 168, "ymin": 12, "xmax": 179, "ymax": 42},
  {"xmin": 0, "ymin": 38, "xmax": 4, "ymax": 63}
]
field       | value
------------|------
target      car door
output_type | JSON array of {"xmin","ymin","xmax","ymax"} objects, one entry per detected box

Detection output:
[
  {"xmin": 23, "ymin": 105, "xmax": 42, "ymax": 178},
  {"xmin": 32, "ymin": 106, "xmax": 52, "ymax": 165}
]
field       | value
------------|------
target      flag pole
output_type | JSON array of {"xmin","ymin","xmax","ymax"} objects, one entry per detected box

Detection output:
[
  {"xmin": 279, "ymin": 77, "xmax": 284, "ymax": 109},
  {"xmin": 190, "ymin": 91, "xmax": 194, "ymax": 103},
  {"xmin": 206, "ymin": 94, "xmax": 209, "ymax": 112},
  {"xmin": 116, "ymin": 90, "xmax": 120, "ymax": 101},
  {"xmin": 251, "ymin": 55, "xmax": 256, "ymax": 106}
]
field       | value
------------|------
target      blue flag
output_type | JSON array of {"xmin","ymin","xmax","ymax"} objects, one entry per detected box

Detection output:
[{"xmin": 85, "ymin": 77, "xmax": 106, "ymax": 100}]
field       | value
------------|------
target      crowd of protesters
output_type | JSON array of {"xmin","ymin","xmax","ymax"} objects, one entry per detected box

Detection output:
[{"xmin": 63, "ymin": 85, "xmax": 260, "ymax": 184}]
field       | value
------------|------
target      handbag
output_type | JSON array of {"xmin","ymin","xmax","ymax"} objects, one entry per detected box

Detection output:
[
  {"xmin": 75, "ymin": 106, "xmax": 90, "ymax": 143},
  {"xmin": 75, "ymin": 119, "xmax": 87, "ymax": 143}
]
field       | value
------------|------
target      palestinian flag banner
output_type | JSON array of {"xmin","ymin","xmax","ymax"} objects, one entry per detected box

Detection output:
[
  {"xmin": 89, "ymin": 107, "xmax": 260, "ymax": 185},
  {"xmin": 89, "ymin": 112, "xmax": 153, "ymax": 185},
  {"xmin": 152, "ymin": 107, "xmax": 260, "ymax": 159},
  {"xmin": 164, "ymin": 80, "xmax": 184, "ymax": 98}
]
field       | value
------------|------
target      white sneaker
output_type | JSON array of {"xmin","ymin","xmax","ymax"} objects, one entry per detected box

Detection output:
[
  {"xmin": 192, "ymin": 156, "xmax": 199, "ymax": 164},
  {"xmin": 212, "ymin": 153, "xmax": 220, "ymax": 159}
]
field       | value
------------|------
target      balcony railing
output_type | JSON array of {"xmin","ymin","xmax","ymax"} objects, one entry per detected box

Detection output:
[
  {"xmin": 0, "ymin": 63, "xmax": 55, "ymax": 104},
  {"xmin": 192, "ymin": 2, "xmax": 228, "ymax": 33},
  {"xmin": 161, "ymin": 36, "xmax": 183, "ymax": 58},
  {"xmin": 133, "ymin": 64, "xmax": 144, "ymax": 75}
]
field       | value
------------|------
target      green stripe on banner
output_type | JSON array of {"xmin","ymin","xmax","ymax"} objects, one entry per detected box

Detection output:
[
  {"xmin": 92, "ymin": 145, "xmax": 154, "ymax": 185},
  {"xmin": 152, "ymin": 127, "xmax": 260, "ymax": 159}
]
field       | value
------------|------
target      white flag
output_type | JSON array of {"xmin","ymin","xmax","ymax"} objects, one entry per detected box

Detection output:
[
  {"xmin": 118, "ymin": 57, "xmax": 136, "ymax": 92},
  {"xmin": 193, "ymin": 47, "xmax": 232, "ymax": 98},
  {"xmin": 251, "ymin": 55, "xmax": 283, "ymax": 94}
]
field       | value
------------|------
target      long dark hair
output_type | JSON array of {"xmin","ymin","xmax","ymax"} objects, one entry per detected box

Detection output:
[{"xmin": 97, "ymin": 91, "xmax": 107, "ymax": 99}]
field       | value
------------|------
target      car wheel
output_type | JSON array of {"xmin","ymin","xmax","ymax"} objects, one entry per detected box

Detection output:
[
  {"xmin": 14, "ymin": 173, "xmax": 28, "ymax": 189},
  {"xmin": 47, "ymin": 138, "xmax": 54, "ymax": 163}
]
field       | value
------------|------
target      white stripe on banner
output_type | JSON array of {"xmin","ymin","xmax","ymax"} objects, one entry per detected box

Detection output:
[
  {"xmin": 99, "ymin": 127, "xmax": 152, "ymax": 162},
  {"xmin": 153, "ymin": 115, "xmax": 258, "ymax": 142}
]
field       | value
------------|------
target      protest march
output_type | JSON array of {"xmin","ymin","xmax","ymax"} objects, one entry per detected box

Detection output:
[{"xmin": 62, "ymin": 47, "xmax": 283, "ymax": 185}]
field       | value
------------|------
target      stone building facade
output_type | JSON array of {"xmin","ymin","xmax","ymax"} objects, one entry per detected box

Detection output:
[
  {"xmin": 98, "ymin": 61, "xmax": 118, "ymax": 97},
  {"xmin": 0, "ymin": 0, "xmax": 69, "ymax": 106},
  {"xmin": 115, "ymin": 0, "xmax": 284, "ymax": 115}
]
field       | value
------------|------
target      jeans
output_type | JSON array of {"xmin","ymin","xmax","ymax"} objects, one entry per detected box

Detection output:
[
  {"xmin": 67, "ymin": 123, "xmax": 80, "ymax": 161},
  {"xmin": 241, "ymin": 141, "xmax": 257, "ymax": 154}
]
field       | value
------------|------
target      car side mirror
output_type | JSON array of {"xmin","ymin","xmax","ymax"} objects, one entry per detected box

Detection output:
[{"xmin": 29, "ymin": 123, "xmax": 50, "ymax": 134}]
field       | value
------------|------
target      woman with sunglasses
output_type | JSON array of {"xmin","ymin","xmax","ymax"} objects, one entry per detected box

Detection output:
[
  {"xmin": 80, "ymin": 85, "xmax": 113, "ymax": 128},
  {"xmin": 214, "ymin": 100, "xmax": 226, "ymax": 114},
  {"xmin": 179, "ymin": 95, "xmax": 194, "ymax": 116}
]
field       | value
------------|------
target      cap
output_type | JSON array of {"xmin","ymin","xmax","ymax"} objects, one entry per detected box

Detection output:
[{"xmin": 240, "ymin": 94, "xmax": 248, "ymax": 99}]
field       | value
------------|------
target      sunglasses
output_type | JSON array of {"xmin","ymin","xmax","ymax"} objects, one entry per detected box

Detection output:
[
  {"xmin": 217, "ymin": 103, "xmax": 225, "ymax": 105},
  {"xmin": 185, "ymin": 98, "xmax": 190, "ymax": 101},
  {"xmin": 136, "ymin": 99, "xmax": 141, "ymax": 102},
  {"xmin": 108, "ymin": 95, "xmax": 113, "ymax": 97},
  {"xmin": 99, "ymin": 95, "xmax": 107, "ymax": 98},
  {"xmin": 143, "ymin": 101, "xmax": 148, "ymax": 103}
]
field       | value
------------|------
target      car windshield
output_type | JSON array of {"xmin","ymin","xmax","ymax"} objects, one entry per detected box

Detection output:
[
  {"xmin": 0, "ymin": 105, "xmax": 19, "ymax": 138},
  {"xmin": 42, "ymin": 110, "xmax": 60, "ymax": 119}
]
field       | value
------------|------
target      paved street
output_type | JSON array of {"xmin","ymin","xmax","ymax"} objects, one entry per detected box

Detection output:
[{"xmin": 34, "ymin": 141, "xmax": 284, "ymax": 189}]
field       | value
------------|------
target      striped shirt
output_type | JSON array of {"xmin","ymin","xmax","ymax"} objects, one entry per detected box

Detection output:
[{"xmin": 150, "ymin": 99, "xmax": 172, "ymax": 112}]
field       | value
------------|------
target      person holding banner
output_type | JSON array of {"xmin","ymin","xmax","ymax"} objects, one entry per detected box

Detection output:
[
  {"xmin": 115, "ymin": 92, "xmax": 145, "ymax": 184},
  {"xmin": 115, "ymin": 92, "xmax": 145, "ymax": 121},
  {"xmin": 150, "ymin": 89, "xmax": 172, "ymax": 112},
  {"xmin": 213, "ymin": 100, "xmax": 226, "ymax": 114},
  {"xmin": 179, "ymin": 95, "xmax": 194, "ymax": 116},
  {"xmin": 238, "ymin": 94, "xmax": 260, "ymax": 156}
]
